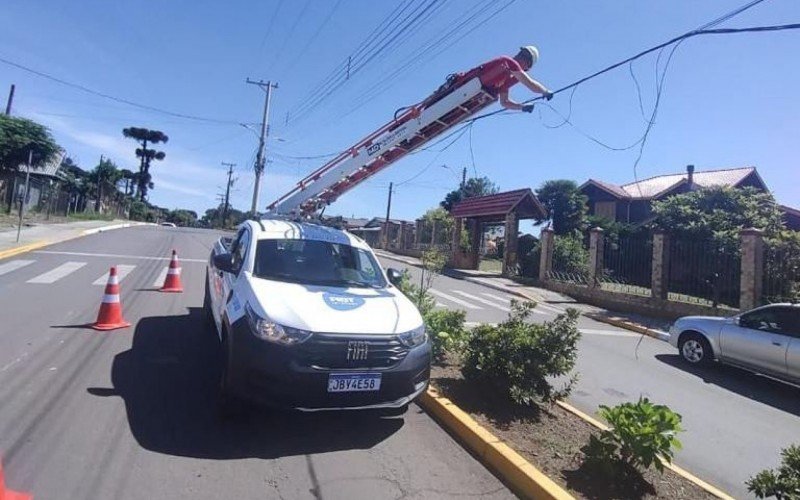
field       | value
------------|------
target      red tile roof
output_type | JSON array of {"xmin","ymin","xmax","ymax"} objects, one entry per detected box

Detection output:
[{"xmin": 450, "ymin": 188, "xmax": 546, "ymax": 219}]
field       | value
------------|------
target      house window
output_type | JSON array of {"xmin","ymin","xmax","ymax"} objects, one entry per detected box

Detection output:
[{"xmin": 594, "ymin": 201, "xmax": 616, "ymax": 220}]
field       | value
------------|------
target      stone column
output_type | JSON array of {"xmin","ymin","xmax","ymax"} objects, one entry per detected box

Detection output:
[
  {"xmin": 502, "ymin": 212, "xmax": 519, "ymax": 276},
  {"xmin": 539, "ymin": 227, "xmax": 554, "ymax": 281},
  {"xmin": 588, "ymin": 227, "xmax": 605, "ymax": 288},
  {"xmin": 739, "ymin": 228, "xmax": 764, "ymax": 310},
  {"xmin": 651, "ymin": 231, "xmax": 670, "ymax": 300}
]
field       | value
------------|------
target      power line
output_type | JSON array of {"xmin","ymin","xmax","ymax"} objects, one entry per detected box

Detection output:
[
  {"xmin": 280, "ymin": 0, "xmax": 345, "ymax": 76},
  {"xmin": 0, "ymin": 56, "xmax": 247, "ymax": 125},
  {"xmin": 266, "ymin": 0, "xmax": 314, "ymax": 76}
]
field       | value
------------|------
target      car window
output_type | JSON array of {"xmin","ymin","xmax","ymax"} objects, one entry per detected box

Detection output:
[
  {"xmin": 253, "ymin": 238, "xmax": 386, "ymax": 288},
  {"xmin": 778, "ymin": 307, "xmax": 800, "ymax": 338},
  {"xmin": 740, "ymin": 306, "xmax": 795, "ymax": 336},
  {"xmin": 231, "ymin": 229, "xmax": 250, "ymax": 274}
]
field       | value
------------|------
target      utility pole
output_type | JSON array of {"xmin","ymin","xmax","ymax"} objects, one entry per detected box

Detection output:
[
  {"xmin": 461, "ymin": 167, "xmax": 467, "ymax": 191},
  {"xmin": 382, "ymin": 182, "xmax": 393, "ymax": 248},
  {"xmin": 246, "ymin": 78, "xmax": 278, "ymax": 215},
  {"xmin": 15, "ymin": 150, "xmax": 32, "ymax": 243},
  {"xmin": 5, "ymin": 84, "xmax": 15, "ymax": 115},
  {"xmin": 221, "ymin": 162, "xmax": 236, "ymax": 225},
  {"xmin": 95, "ymin": 155, "xmax": 104, "ymax": 213}
]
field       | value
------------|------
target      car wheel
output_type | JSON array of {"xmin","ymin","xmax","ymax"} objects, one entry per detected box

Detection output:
[
  {"xmin": 217, "ymin": 332, "xmax": 246, "ymax": 420},
  {"xmin": 203, "ymin": 274, "xmax": 214, "ymax": 326},
  {"xmin": 679, "ymin": 333, "xmax": 712, "ymax": 366}
]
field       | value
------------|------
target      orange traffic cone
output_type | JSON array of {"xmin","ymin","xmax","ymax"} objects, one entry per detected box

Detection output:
[
  {"xmin": 92, "ymin": 266, "xmax": 131, "ymax": 331},
  {"xmin": 0, "ymin": 458, "xmax": 33, "ymax": 500},
  {"xmin": 159, "ymin": 249, "xmax": 184, "ymax": 293}
]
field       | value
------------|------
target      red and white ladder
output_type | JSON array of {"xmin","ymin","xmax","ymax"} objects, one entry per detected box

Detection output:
[{"xmin": 267, "ymin": 76, "xmax": 496, "ymax": 217}]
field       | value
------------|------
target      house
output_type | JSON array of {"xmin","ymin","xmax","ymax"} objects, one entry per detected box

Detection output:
[
  {"xmin": 579, "ymin": 165, "xmax": 769, "ymax": 225},
  {"xmin": 780, "ymin": 205, "xmax": 800, "ymax": 231}
]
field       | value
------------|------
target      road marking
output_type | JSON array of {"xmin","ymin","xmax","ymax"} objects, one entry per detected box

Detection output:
[
  {"xmin": 477, "ymin": 291, "xmax": 548, "ymax": 315},
  {"xmin": 429, "ymin": 289, "xmax": 482, "ymax": 310},
  {"xmin": 465, "ymin": 321, "xmax": 498, "ymax": 328},
  {"xmin": 33, "ymin": 250, "xmax": 206, "ymax": 263},
  {"xmin": 579, "ymin": 328, "xmax": 637, "ymax": 337},
  {"xmin": 153, "ymin": 266, "xmax": 169, "ymax": 287},
  {"xmin": 27, "ymin": 261, "xmax": 86, "ymax": 284},
  {"xmin": 0, "ymin": 259, "xmax": 35, "ymax": 276},
  {"xmin": 93, "ymin": 264, "xmax": 137, "ymax": 285},
  {"xmin": 454, "ymin": 290, "xmax": 510, "ymax": 312}
]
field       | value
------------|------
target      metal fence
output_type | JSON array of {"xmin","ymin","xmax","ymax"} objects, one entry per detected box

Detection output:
[
  {"xmin": 763, "ymin": 241, "xmax": 800, "ymax": 304},
  {"xmin": 548, "ymin": 235, "xmax": 589, "ymax": 284},
  {"xmin": 668, "ymin": 237, "xmax": 741, "ymax": 308},
  {"xmin": 599, "ymin": 234, "xmax": 653, "ymax": 296}
]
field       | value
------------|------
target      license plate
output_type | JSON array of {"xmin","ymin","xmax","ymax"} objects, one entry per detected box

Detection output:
[{"xmin": 327, "ymin": 373, "xmax": 382, "ymax": 393}]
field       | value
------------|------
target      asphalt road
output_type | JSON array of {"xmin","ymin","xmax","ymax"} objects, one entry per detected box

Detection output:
[
  {"xmin": 0, "ymin": 226, "xmax": 514, "ymax": 500},
  {"xmin": 379, "ymin": 255, "xmax": 800, "ymax": 499}
]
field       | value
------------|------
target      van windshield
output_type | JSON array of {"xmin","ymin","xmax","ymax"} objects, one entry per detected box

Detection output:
[{"xmin": 253, "ymin": 239, "xmax": 387, "ymax": 288}]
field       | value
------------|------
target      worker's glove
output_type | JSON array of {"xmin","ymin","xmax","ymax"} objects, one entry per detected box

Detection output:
[
  {"xmin": 521, "ymin": 104, "xmax": 535, "ymax": 113},
  {"xmin": 543, "ymin": 91, "xmax": 554, "ymax": 101}
]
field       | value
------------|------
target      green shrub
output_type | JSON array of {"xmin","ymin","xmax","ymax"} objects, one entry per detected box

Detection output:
[
  {"xmin": 747, "ymin": 444, "xmax": 800, "ymax": 499},
  {"xmin": 395, "ymin": 269, "xmax": 435, "ymax": 316},
  {"xmin": 553, "ymin": 234, "xmax": 589, "ymax": 276},
  {"xmin": 582, "ymin": 398, "xmax": 683, "ymax": 474},
  {"xmin": 425, "ymin": 308, "xmax": 467, "ymax": 362},
  {"xmin": 462, "ymin": 300, "xmax": 581, "ymax": 405}
]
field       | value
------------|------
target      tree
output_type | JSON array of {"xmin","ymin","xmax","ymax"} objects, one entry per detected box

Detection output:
[
  {"xmin": 0, "ymin": 115, "xmax": 61, "ymax": 172},
  {"xmin": 440, "ymin": 176, "xmax": 499, "ymax": 211},
  {"xmin": 651, "ymin": 186, "xmax": 784, "ymax": 246},
  {"xmin": 122, "ymin": 127, "xmax": 168, "ymax": 201},
  {"xmin": 534, "ymin": 180, "xmax": 588, "ymax": 236},
  {"xmin": 167, "ymin": 209, "xmax": 198, "ymax": 227},
  {"xmin": 202, "ymin": 204, "xmax": 246, "ymax": 229},
  {"xmin": 120, "ymin": 169, "xmax": 135, "ymax": 196},
  {"xmin": 88, "ymin": 158, "xmax": 121, "ymax": 212}
]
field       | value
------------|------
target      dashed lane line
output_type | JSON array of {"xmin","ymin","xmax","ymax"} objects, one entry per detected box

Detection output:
[
  {"xmin": 34, "ymin": 250, "xmax": 206, "ymax": 263},
  {"xmin": 26, "ymin": 261, "xmax": 87, "ymax": 284},
  {"xmin": 429, "ymin": 289, "xmax": 482, "ymax": 310},
  {"xmin": 0, "ymin": 259, "xmax": 35, "ymax": 276},
  {"xmin": 453, "ymin": 290, "xmax": 510, "ymax": 312},
  {"xmin": 92, "ymin": 264, "xmax": 137, "ymax": 285}
]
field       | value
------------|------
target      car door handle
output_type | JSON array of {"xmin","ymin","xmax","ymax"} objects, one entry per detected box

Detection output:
[{"xmin": 772, "ymin": 342, "xmax": 783, "ymax": 346}]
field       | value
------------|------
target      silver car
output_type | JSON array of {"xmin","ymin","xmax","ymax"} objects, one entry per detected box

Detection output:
[{"xmin": 669, "ymin": 303, "xmax": 800, "ymax": 385}]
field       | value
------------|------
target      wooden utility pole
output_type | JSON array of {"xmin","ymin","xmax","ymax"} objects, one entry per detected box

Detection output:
[
  {"xmin": 246, "ymin": 78, "xmax": 278, "ymax": 215},
  {"xmin": 5, "ymin": 84, "xmax": 15, "ymax": 115},
  {"xmin": 383, "ymin": 182, "xmax": 393, "ymax": 248},
  {"xmin": 221, "ymin": 161, "xmax": 236, "ymax": 225}
]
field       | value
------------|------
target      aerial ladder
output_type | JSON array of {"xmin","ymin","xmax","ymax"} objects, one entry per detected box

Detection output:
[{"xmin": 266, "ymin": 70, "xmax": 499, "ymax": 217}]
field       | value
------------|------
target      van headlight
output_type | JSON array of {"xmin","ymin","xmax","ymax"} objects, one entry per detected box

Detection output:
[
  {"xmin": 245, "ymin": 303, "xmax": 312, "ymax": 345},
  {"xmin": 398, "ymin": 325, "xmax": 427, "ymax": 347}
]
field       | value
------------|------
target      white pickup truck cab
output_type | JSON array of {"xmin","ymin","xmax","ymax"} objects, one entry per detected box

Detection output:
[{"xmin": 205, "ymin": 219, "xmax": 430, "ymax": 412}]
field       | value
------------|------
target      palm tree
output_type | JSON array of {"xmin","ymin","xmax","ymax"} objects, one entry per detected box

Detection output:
[{"xmin": 122, "ymin": 127, "xmax": 168, "ymax": 201}]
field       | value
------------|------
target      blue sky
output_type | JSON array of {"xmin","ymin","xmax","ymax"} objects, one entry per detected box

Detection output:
[{"xmin": 2, "ymin": 1, "xmax": 798, "ymax": 230}]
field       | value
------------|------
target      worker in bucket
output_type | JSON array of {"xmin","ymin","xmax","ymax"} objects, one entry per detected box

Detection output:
[
  {"xmin": 424, "ymin": 45, "xmax": 553, "ymax": 113},
  {"xmin": 478, "ymin": 46, "xmax": 553, "ymax": 112}
]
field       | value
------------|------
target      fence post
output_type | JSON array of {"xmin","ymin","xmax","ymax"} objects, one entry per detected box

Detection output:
[
  {"xmin": 539, "ymin": 227, "xmax": 554, "ymax": 282},
  {"xmin": 588, "ymin": 227, "xmax": 604, "ymax": 288},
  {"xmin": 739, "ymin": 228, "xmax": 764, "ymax": 310},
  {"xmin": 430, "ymin": 219, "xmax": 437, "ymax": 246},
  {"xmin": 651, "ymin": 230, "xmax": 670, "ymax": 300},
  {"xmin": 502, "ymin": 212, "xmax": 519, "ymax": 276},
  {"xmin": 452, "ymin": 217, "xmax": 463, "ymax": 253}
]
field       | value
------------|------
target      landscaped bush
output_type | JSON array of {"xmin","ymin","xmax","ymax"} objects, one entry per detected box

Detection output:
[
  {"xmin": 461, "ymin": 300, "xmax": 581, "ymax": 405},
  {"xmin": 747, "ymin": 444, "xmax": 800, "ymax": 499},
  {"xmin": 582, "ymin": 398, "xmax": 683, "ymax": 474},
  {"xmin": 425, "ymin": 308, "xmax": 467, "ymax": 363}
]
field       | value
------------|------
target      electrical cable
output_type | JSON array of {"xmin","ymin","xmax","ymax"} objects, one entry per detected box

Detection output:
[
  {"xmin": 0, "ymin": 56, "xmax": 248, "ymax": 125},
  {"xmin": 280, "ymin": 0, "xmax": 344, "ymax": 76},
  {"xmin": 265, "ymin": 0, "xmax": 314, "ymax": 76}
]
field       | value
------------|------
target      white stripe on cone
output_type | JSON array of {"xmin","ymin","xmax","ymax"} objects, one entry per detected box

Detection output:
[
  {"xmin": 103, "ymin": 294, "xmax": 120, "ymax": 303},
  {"xmin": 167, "ymin": 267, "xmax": 182, "ymax": 275}
]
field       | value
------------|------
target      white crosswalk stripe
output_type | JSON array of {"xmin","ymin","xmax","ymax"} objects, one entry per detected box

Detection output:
[
  {"xmin": 0, "ymin": 259, "xmax": 35, "ymax": 276},
  {"xmin": 477, "ymin": 291, "xmax": 547, "ymax": 315},
  {"xmin": 429, "ymin": 289, "xmax": 482, "ymax": 310},
  {"xmin": 93, "ymin": 264, "xmax": 137, "ymax": 285},
  {"xmin": 27, "ymin": 261, "xmax": 86, "ymax": 284},
  {"xmin": 153, "ymin": 266, "xmax": 169, "ymax": 287},
  {"xmin": 453, "ymin": 290, "xmax": 510, "ymax": 312}
]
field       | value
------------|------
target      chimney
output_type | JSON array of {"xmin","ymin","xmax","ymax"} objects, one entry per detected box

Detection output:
[{"xmin": 686, "ymin": 164, "xmax": 695, "ymax": 188}]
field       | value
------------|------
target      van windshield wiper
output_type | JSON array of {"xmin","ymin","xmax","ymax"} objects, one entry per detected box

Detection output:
[{"xmin": 314, "ymin": 279, "xmax": 383, "ymax": 289}]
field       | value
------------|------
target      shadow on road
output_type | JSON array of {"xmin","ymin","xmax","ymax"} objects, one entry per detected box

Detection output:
[
  {"xmin": 87, "ymin": 307, "xmax": 404, "ymax": 459},
  {"xmin": 655, "ymin": 354, "xmax": 800, "ymax": 417}
]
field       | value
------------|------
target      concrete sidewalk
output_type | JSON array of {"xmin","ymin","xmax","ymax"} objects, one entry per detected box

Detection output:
[
  {"xmin": 0, "ymin": 219, "xmax": 140, "ymax": 256},
  {"xmin": 375, "ymin": 249, "xmax": 673, "ymax": 336}
]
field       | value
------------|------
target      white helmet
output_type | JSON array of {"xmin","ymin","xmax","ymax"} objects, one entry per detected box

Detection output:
[{"xmin": 520, "ymin": 45, "xmax": 539, "ymax": 66}]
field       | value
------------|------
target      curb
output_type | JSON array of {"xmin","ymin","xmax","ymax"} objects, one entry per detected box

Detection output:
[
  {"xmin": 555, "ymin": 401, "xmax": 734, "ymax": 500},
  {"xmin": 418, "ymin": 388, "xmax": 574, "ymax": 500},
  {"xmin": 0, "ymin": 221, "xmax": 144, "ymax": 261},
  {"xmin": 583, "ymin": 313, "xmax": 670, "ymax": 342}
]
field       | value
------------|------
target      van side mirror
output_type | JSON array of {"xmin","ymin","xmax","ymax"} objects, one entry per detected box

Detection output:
[
  {"xmin": 213, "ymin": 253, "xmax": 236, "ymax": 274},
  {"xmin": 386, "ymin": 268, "xmax": 403, "ymax": 286}
]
